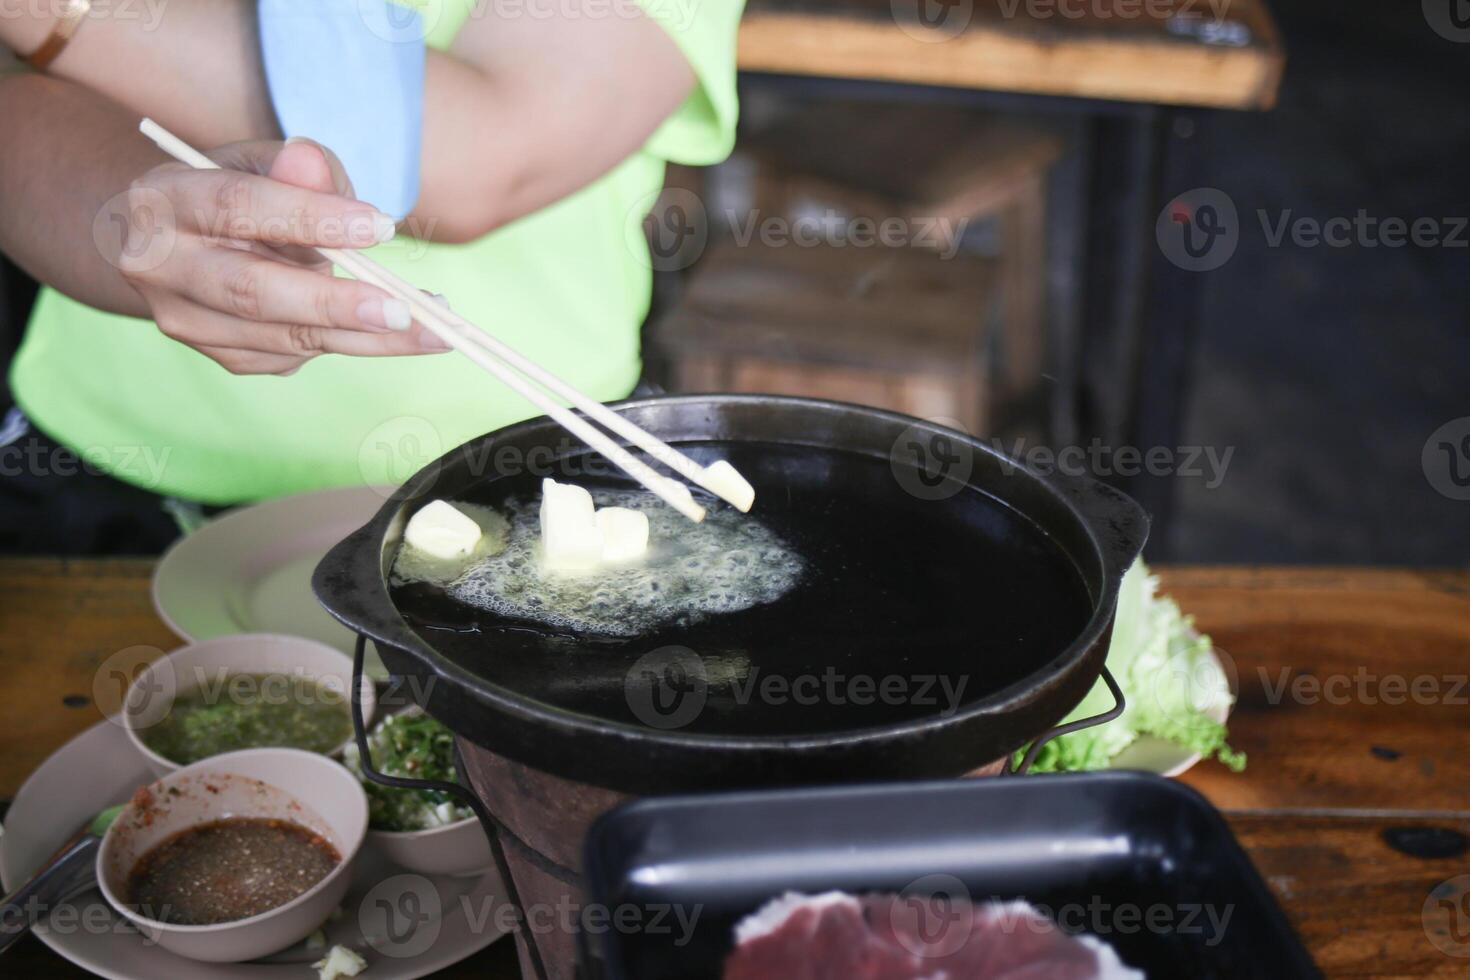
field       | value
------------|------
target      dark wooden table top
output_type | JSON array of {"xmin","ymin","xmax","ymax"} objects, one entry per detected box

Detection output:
[
  {"xmin": 738, "ymin": 0, "xmax": 1286, "ymax": 108},
  {"xmin": 2, "ymin": 560, "xmax": 1467, "ymax": 977}
]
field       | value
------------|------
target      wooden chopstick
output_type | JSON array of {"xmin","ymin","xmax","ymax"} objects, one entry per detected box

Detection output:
[
  {"xmin": 139, "ymin": 119, "xmax": 711, "ymax": 522},
  {"xmin": 325, "ymin": 251, "xmax": 738, "ymax": 508}
]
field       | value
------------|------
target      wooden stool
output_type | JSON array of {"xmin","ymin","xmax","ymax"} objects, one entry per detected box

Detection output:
[
  {"xmin": 653, "ymin": 238, "xmax": 1000, "ymax": 434},
  {"xmin": 738, "ymin": 102, "xmax": 1063, "ymax": 403}
]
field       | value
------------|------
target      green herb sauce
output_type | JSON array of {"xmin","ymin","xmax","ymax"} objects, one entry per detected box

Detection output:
[{"xmin": 141, "ymin": 673, "xmax": 351, "ymax": 765}]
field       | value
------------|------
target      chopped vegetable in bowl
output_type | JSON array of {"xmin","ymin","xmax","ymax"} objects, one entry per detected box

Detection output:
[{"xmin": 342, "ymin": 708, "xmax": 474, "ymax": 832}]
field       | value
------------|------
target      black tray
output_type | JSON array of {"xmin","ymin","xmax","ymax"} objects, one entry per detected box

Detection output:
[{"xmin": 580, "ymin": 771, "xmax": 1319, "ymax": 979}]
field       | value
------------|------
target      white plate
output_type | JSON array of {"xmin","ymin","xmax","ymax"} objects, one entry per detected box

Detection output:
[
  {"xmin": 0, "ymin": 721, "xmax": 509, "ymax": 979},
  {"xmin": 152, "ymin": 486, "xmax": 390, "ymax": 656}
]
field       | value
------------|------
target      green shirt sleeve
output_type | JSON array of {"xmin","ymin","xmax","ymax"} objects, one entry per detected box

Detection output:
[{"xmin": 634, "ymin": 0, "xmax": 744, "ymax": 165}]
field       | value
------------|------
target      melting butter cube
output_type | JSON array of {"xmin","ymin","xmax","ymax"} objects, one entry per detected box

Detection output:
[
  {"xmin": 596, "ymin": 506, "xmax": 650, "ymax": 562},
  {"xmin": 404, "ymin": 500, "xmax": 482, "ymax": 560},
  {"xmin": 703, "ymin": 460, "xmax": 755, "ymax": 512},
  {"xmin": 540, "ymin": 478, "xmax": 604, "ymax": 570}
]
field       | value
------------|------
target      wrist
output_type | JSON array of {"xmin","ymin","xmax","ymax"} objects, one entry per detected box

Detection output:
[
  {"xmin": 2, "ymin": 0, "xmax": 90, "ymax": 69},
  {"xmin": 0, "ymin": 0, "xmax": 54, "ymax": 55}
]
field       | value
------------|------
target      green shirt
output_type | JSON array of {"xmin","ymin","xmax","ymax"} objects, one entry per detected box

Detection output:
[{"xmin": 10, "ymin": 0, "xmax": 738, "ymax": 503}]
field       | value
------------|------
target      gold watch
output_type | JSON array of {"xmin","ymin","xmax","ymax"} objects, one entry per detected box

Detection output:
[{"xmin": 25, "ymin": 0, "xmax": 91, "ymax": 72}]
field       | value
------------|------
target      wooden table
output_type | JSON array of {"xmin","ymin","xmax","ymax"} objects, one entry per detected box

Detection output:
[
  {"xmin": 739, "ymin": 0, "xmax": 1285, "ymax": 109},
  {"xmin": 3, "ymin": 561, "xmax": 1467, "ymax": 977}
]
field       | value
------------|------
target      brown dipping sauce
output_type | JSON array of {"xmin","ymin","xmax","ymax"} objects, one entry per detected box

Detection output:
[{"xmin": 126, "ymin": 818, "xmax": 340, "ymax": 925}]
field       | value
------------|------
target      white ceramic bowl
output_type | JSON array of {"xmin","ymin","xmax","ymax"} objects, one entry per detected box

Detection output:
[
  {"xmin": 122, "ymin": 633, "xmax": 375, "ymax": 776},
  {"xmin": 96, "ymin": 748, "xmax": 368, "ymax": 963},
  {"xmin": 369, "ymin": 815, "xmax": 494, "ymax": 878}
]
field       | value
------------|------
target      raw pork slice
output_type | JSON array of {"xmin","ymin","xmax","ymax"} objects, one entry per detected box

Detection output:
[{"xmin": 723, "ymin": 892, "xmax": 1143, "ymax": 980}]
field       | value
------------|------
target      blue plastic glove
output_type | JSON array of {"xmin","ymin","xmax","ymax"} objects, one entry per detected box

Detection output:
[{"xmin": 257, "ymin": 0, "xmax": 425, "ymax": 220}]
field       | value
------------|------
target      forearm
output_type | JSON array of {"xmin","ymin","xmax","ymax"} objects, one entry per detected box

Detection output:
[
  {"xmin": 0, "ymin": 0, "xmax": 278, "ymax": 146},
  {"xmin": 1, "ymin": 0, "xmax": 693, "ymax": 243},
  {"xmin": 0, "ymin": 73, "xmax": 164, "ymax": 317}
]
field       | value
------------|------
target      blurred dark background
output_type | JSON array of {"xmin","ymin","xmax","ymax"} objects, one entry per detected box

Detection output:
[{"xmin": 3, "ymin": 0, "xmax": 1466, "ymax": 564}]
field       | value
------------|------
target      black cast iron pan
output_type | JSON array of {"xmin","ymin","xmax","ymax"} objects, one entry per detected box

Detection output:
[{"xmin": 314, "ymin": 395, "xmax": 1148, "ymax": 795}]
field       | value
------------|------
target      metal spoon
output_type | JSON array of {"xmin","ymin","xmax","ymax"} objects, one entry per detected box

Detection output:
[{"xmin": 0, "ymin": 805, "xmax": 122, "ymax": 954}]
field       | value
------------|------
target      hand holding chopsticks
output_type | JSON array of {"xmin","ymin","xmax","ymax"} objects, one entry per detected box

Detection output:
[{"xmin": 139, "ymin": 119, "xmax": 753, "ymax": 522}]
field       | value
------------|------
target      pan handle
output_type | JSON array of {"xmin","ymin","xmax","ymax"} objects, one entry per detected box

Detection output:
[
  {"xmin": 350, "ymin": 635, "xmax": 550, "ymax": 980},
  {"xmin": 1051, "ymin": 474, "xmax": 1150, "ymax": 585},
  {"xmin": 1003, "ymin": 667, "xmax": 1126, "ymax": 776}
]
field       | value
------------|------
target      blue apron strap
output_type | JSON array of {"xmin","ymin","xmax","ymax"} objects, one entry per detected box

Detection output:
[{"xmin": 257, "ymin": 0, "xmax": 425, "ymax": 220}]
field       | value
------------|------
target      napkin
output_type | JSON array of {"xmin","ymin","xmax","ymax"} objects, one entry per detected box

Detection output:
[{"xmin": 257, "ymin": 0, "xmax": 425, "ymax": 219}]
